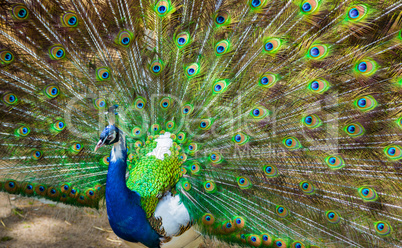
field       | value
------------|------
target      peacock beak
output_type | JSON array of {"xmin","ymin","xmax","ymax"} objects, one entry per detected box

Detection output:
[{"xmin": 94, "ymin": 140, "xmax": 105, "ymax": 152}]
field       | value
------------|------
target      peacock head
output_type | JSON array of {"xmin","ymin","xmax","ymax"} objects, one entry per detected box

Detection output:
[{"xmin": 94, "ymin": 125, "xmax": 120, "ymax": 151}]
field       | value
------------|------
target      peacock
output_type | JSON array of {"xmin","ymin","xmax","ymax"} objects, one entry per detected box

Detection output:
[{"xmin": 1, "ymin": 0, "xmax": 402, "ymax": 247}]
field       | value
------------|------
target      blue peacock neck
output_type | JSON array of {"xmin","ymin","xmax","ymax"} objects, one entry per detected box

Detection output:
[{"xmin": 105, "ymin": 132, "xmax": 161, "ymax": 248}]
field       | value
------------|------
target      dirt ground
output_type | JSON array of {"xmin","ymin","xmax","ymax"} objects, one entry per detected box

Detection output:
[{"xmin": 0, "ymin": 193, "xmax": 232, "ymax": 248}]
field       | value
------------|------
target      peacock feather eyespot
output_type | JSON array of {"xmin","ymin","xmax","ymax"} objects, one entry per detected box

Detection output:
[
  {"xmin": 49, "ymin": 45, "xmax": 66, "ymax": 60},
  {"xmin": 179, "ymin": 153, "xmax": 187, "ymax": 162},
  {"xmin": 155, "ymin": 0, "xmax": 172, "ymax": 16},
  {"xmin": 94, "ymin": 98, "xmax": 106, "ymax": 110},
  {"xmin": 53, "ymin": 120, "xmax": 66, "ymax": 132},
  {"xmin": 273, "ymin": 238, "xmax": 287, "ymax": 248},
  {"xmin": 283, "ymin": 136, "xmax": 301, "ymax": 150},
  {"xmin": 354, "ymin": 95, "xmax": 377, "ymax": 111},
  {"xmin": 233, "ymin": 132, "xmax": 249, "ymax": 145},
  {"xmin": 150, "ymin": 60, "xmax": 164, "ymax": 75},
  {"xmin": 180, "ymin": 167, "xmax": 187, "ymax": 177},
  {"xmin": 32, "ymin": 150, "xmax": 43, "ymax": 160},
  {"xmin": 5, "ymin": 180, "xmax": 19, "ymax": 193},
  {"xmin": 249, "ymin": 0, "xmax": 266, "ymax": 9},
  {"xmin": 325, "ymin": 155, "xmax": 345, "ymax": 170},
  {"xmin": 35, "ymin": 184, "xmax": 47, "ymax": 196},
  {"xmin": 134, "ymin": 97, "xmax": 146, "ymax": 111},
  {"xmin": 175, "ymin": 32, "xmax": 190, "ymax": 48},
  {"xmin": 101, "ymin": 156, "xmax": 110, "ymax": 166},
  {"xmin": 299, "ymin": 181, "xmax": 315, "ymax": 195},
  {"xmin": 2, "ymin": 92, "xmax": 18, "ymax": 105},
  {"xmin": 358, "ymin": 186, "xmax": 378, "ymax": 201},
  {"xmin": 374, "ymin": 221, "xmax": 392, "ymax": 236},
  {"xmin": 199, "ymin": 118, "xmax": 213, "ymax": 130},
  {"xmin": 202, "ymin": 213, "xmax": 215, "ymax": 225},
  {"xmin": 23, "ymin": 183, "xmax": 34, "ymax": 195},
  {"xmin": 176, "ymin": 132, "xmax": 187, "ymax": 143},
  {"xmin": 250, "ymin": 106, "xmax": 270, "ymax": 120},
  {"xmin": 45, "ymin": 85, "xmax": 60, "ymax": 99},
  {"xmin": 258, "ymin": 73, "xmax": 278, "ymax": 88},
  {"xmin": 308, "ymin": 44, "xmax": 328, "ymax": 60},
  {"xmin": 301, "ymin": 0, "xmax": 319, "ymax": 14},
  {"xmin": 11, "ymin": 5, "xmax": 29, "ymax": 20},
  {"xmin": 215, "ymin": 40, "xmax": 230, "ymax": 56},
  {"xmin": 247, "ymin": 235, "xmax": 261, "ymax": 247},
  {"xmin": 291, "ymin": 241, "xmax": 306, "ymax": 248},
  {"xmin": 69, "ymin": 188, "xmax": 79, "ymax": 198},
  {"xmin": 212, "ymin": 79, "xmax": 229, "ymax": 94},
  {"xmin": 214, "ymin": 11, "xmax": 230, "ymax": 26},
  {"xmin": 85, "ymin": 188, "xmax": 96, "ymax": 199},
  {"xmin": 47, "ymin": 186, "xmax": 60, "ymax": 198},
  {"xmin": 135, "ymin": 141, "xmax": 143, "ymax": 148},
  {"xmin": 263, "ymin": 165, "xmax": 279, "ymax": 177},
  {"xmin": 397, "ymin": 116, "xmax": 402, "ymax": 129},
  {"xmin": 77, "ymin": 194, "xmax": 88, "ymax": 204},
  {"xmin": 182, "ymin": 103, "xmax": 193, "ymax": 115},
  {"xmin": 237, "ymin": 176, "xmax": 252, "ymax": 189},
  {"xmin": 71, "ymin": 142, "xmax": 83, "ymax": 153},
  {"xmin": 116, "ymin": 30, "xmax": 133, "ymax": 47},
  {"xmin": 0, "ymin": 50, "xmax": 15, "ymax": 65},
  {"xmin": 132, "ymin": 127, "xmax": 142, "ymax": 137},
  {"xmin": 187, "ymin": 143, "xmax": 198, "ymax": 153},
  {"xmin": 275, "ymin": 205, "xmax": 289, "ymax": 218},
  {"xmin": 185, "ymin": 63, "xmax": 200, "ymax": 78},
  {"xmin": 302, "ymin": 114, "xmax": 322, "ymax": 128},
  {"xmin": 182, "ymin": 181, "xmax": 191, "ymax": 191},
  {"xmin": 232, "ymin": 216, "xmax": 245, "ymax": 229},
  {"xmin": 151, "ymin": 124, "xmax": 160, "ymax": 133},
  {"xmin": 204, "ymin": 180, "xmax": 217, "ymax": 193},
  {"xmin": 160, "ymin": 97, "xmax": 171, "ymax": 109},
  {"xmin": 308, "ymin": 79, "xmax": 330, "ymax": 94},
  {"xmin": 165, "ymin": 121, "xmax": 175, "ymax": 130},
  {"xmin": 61, "ymin": 12, "xmax": 78, "ymax": 27},
  {"xmin": 354, "ymin": 59, "xmax": 377, "ymax": 76},
  {"xmin": 261, "ymin": 233, "xmax": 272, "ymax": 246},
  {"xmin": 325, "ymin": 210, "xmax": 341, "ymax": 224},
  {"xmin": 384, "ymin": 145, "xmax": 402, "ymax": 160},
  {"xmin": 96, "ymin": 67, "xmax": 111, "ymax": 81},
  {"xmin": 347, "ymin": 5, "xmax": 368, "ymax": 22},
  {"xmin": 16, "ymin": 125, "xmax": 30, "ymax": 137},
  {"xmin": 344, "ymin": 123, "xmax": 365, "ymax": 137},
  {"xmin": 263, "ymin": 38, "xmax": 282, "ymax": 53},
  {"xmin": 190, "ymin": 163, "xmax": 200, "ymax": 174}
]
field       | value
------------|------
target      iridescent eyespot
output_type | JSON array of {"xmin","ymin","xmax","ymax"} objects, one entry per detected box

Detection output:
[
  {"xmin": 182, "ymin": 104, "xmax": 193, "ymax": 115},
  {"xmin": 249, "ymin": 0, "xmax": 266, "ymax": 9},
  {"xmin": 354, "ymin": 95, "xmax": 377, "ymax": 111},
  {"xmin": 160, "ymin": 97, "xmax": 171, "ymax": 109},
  {"xmin": 325, "ymin": 155, "xmax": 345, "ymax": 170},
  {"xmin": 135, "ymin": 141, "xmax": 142, "ymax": 148},
  {"xmin": 247, "ymin": 235, "xmax": 261, "ymax": 247},
  {"xmin": 96, "ymin": 67, "xmax": 111, "ymax": 80},
  {"xmin": 45, "ymin": 85, "xmax": 60, "ymax": 98},
  {"xmin": 291, "ymin": 241, "xmax": 306, "ymax": 248},
  {"xmin": 117, "ymin": 30, "xmax": 133, "ymax": 47},
  {"xmin": 190, "ymin": 163, "xmax": 200, "ymax": 175},
  {"xmin": 347, "ymin": 5, "xmax": 367, "ymax": 22},
  {"xmin": 151, "ymin": 124, "xmax": 160, "ymax": 132},
  {"xmin": 199, "ymin": 118, "xmax": 213, "ymax": 130},
  {"xmin": 177, "ymin": 132, "xmax": 186, "ymax": 143},
  {"xmin": 263, "ymin": 165, "xmax": 279, "ymax": 178},
  {"xmin": 263, "ymin": 38, "xmax": 281, "ymax": 53},
  {"xmin": 5, "ymin": 180, "xmax": 18, "ymax": 193},
  {"xmin": 275, "ymin": 205, "xmax": 289, "ymax": 218},
  {"xmin": 215, "ymin": 40, "xmax": 230, "ymax": 56},
  {"xmin": 308, "ymin": 44, "xmax": 328, "ymax": 59},
  {"xmin": 94, "ymin": 98, "xmax": 106, "ymax": 110},
  {"xmin": 166, "ymin": 121, "xmax": 175, "ymax": 130},
  {"xmin": 204, "ymin": 181, "xmax": 217, "ymax": 193},
  {"xmin": 202, "ymin": 213, "xmax": 215, "ymax": 225},
  {"xmin": 283, "ymin": 136, "xmax": 301, "ymax": 150},
  {"xmin": 175, "ymin": 32, "xmax": 190, "ymax": 48},
  {"xmin": 299, "ymin": 181, "xmax": 315, "ymax": 195},
  {"xmin": 11, "ymin": 5, "xmax": 29, "ymax": 20},
  {"xmin": 233, "ymin": 132, "xmax": 249, "ymax": 145},
  {"xmin": 325, "ymin": 210, "xmax": 341, "ymax": 224},
  {"xmin": 47, "ymin": 187, "xmax": 60, "ymax": 198},
  {"xmin": 185, "ymin": 63, "xmax": 200, "ymax": 78},
  {"xmin": 182, "ymin": 181, "xmax": 191, "ymax": 191},
  {"xmin": 155, "ymin": 0, "xmax": 172, "ymax": 16},
  {"xmin": 32, "ymin": 150, "xmax": 43, "ymax": 160},
  {"xmin": 132, "ymin": 127, "xmax": 142, "ymax": 137},
  {"xmin": 69, "ymin": 188, "xmax": 79, "ymax": 198},
  {"xmin": 397, "ymin": 116, "xmax": 402, "ymax": 129},
  {"xmin": 2, "ymin": 93, "xmax": 17, "ymax": 105},
  {"xmin": 384, "ymin": 145, "xmax": 402, "ymax": 160},
  {"xmin": 179, "ymin": 153, "xmax": 187, "ymax": 162},
  {"xmin": 53, "ymin": 121, "xmax": 66, "ymax": 131},
  {"xmin": 261, "ymin": 234, "xmax": 272, "ymax": 246},
  {"xmin": 188, "ymin": 143, "xmax": 198, "ymax": 153},
  {"xmin": 16, "ymin": 125, "xmax": 30, "ymax": 137},
  {"xmin": 302, "ymin": 114, "xmax": 322, "ymax": 128},
  {"xmin": 150, "ymin": 60, "xmax": 164, "ymax": 75},
  {"xmin": 71, "ymin": 142, "xmax": 83, "ymax": 153},
  {"xmin": 308, "ymin": 79, "xmax": 330, "ymax": 94},
  {"xmin": 214, "ymin": 11, "xmax": 229, "ymax": 26},
  {"xmin": 85, "ymin": 188, "xmax": 96, "ymax": 199},
  {"xmin": 358, "ymin": 186, "xmax": 378, "ymax": 201},
  {"xmin": 222, "ymin": 221, "xmax": 235, "ymax": 233},
  {"xmin": 232, "ymin": 216, "xmax": 245, "ymax": 229},
  {"xmin": 301, "ymin": 0, "xmax": 319, "ymax": 13},
  {"xmin": 250, "ymin": 106, "xmax": 269, "ymax": 120},
  {"xmin": 259, "ymin": 73, "xmax": 277, "ymax": 88},
  {"xmin": 134, "ymin": 97, "xmax": 146, "ymax": 110},
  {"xmin": 180, "ymin": 167, "xmax": 187, "ymax": 176},
  {"xmin": 23, "ymin": 183, "xmax": 34, "ymax": 195},
  {"xmin": 209, "ymin": 152, "xmax": 223, "ymax": 164},
  {"xmin": 355, "ymin": 59, "xmax": 377, "ymax": 76},
  {"xmin": 49, "ymin": 45, "xmax": 66, "ymax": 60},
  {"xmin": 374, "ymin": 221, "xmax": 392, "ymax": 236},
  {"xmin": 212, "ymin": 79, "xmax": 229, "ymax": 94},
  {"xmin": 77, "ymin": 194, "xmax": 88, "ymax": 204},
  {"xmin": 101, "ymin": 156, "xmax": 110, "ymax": 166},
  {"xmin": 61, "ymin": 12, "xmax": 78, "ymax": 27},
  {"xmin": 0, "ymin": 50, "xmax": 15, "ymax": 65},
  {"xmin": 344, "ymin": 123, "xmax": 365, "ymax": 137},
  {"xmin": 237, "ymin": 176, "xmax": 252, "ymax": 189}
]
